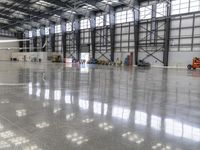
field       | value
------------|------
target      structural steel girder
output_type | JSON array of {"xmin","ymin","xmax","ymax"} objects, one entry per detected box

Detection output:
[
  {"xmin": 90, "ymin": 12, "xmax": 96, "ymax": 59},
  {"xmin": 50, "ymin": 22, "xmax": 55, "ymax": 52},
  {"xmin": 40, "ymin": 26, "xmax": 46, "ymax": 52},
  {"xmin": 74, "ymin": 16, "xmax": 81, "ymax": 60},
  {"xmin": 136, "ymin": 0, "xmax": 172, "ymax": 66},
  {"xmin": 163, "ymin": 1, "xmax": 171, "ymax": 66},
  {"xmin": 133, "ymin": 0, "xmax": 140, "ymax": 65},
  {"xmin": 61, "ymin": 19, "xmax": 67, "ymax": 59},
  {"xmin": 109, "ymin": 6, "xmax": 115, "ymax": 62}
]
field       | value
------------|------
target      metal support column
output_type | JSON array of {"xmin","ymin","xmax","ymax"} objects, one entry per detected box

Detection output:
[
  {"xmin": 17, "ymin": 32, "xmax": 23, "ymax": 52},
  {"xmin": 151, "ymin": 4, "xmax": 157, "ymax": 44},
  {"xmin": 32, "ymin": 29, "xmax": 37, "ymax": 52},
  {"xmin": 25, "ymin": 31, "xmax": 30, "ymax": 52},
  {"xmin": 40, "ymin": 26, "xmax": 46, "ymax": 52},
  {"xmin": 90, "ymin": 12, "xmax": 96, "ymax": 59},
  {"xmin": 61, "ymin": 19, "xmax": 67, "ymax": 61},
  {"xmin": 163, "ymin": 1, "xmax": 171, "ymax": 66},
  {"xmin": 133, "ymin": 0, "xmax": 140, "ymax": 65},
  {"xmin": 50, "ymin": 22, "xmax": 55, "ymax": 52},
  {"xmin": 74, "ymin": 16, "xmax": 81, "ymax": 61},
  {"xmin": 109, "ymin": 7, "xmax": 115, "ymax": 62}
]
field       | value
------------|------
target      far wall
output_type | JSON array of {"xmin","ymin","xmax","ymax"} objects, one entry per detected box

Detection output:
[
  {"xmin": 139, "ymin": 51, "xmax": 200, "ymax": 68},
  {"xmin": 0, "ymin": 37, "xmax": 19, "ymax": 61}
]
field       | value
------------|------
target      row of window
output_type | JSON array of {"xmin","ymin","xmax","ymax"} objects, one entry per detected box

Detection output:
[
  {"xmin": 172, "ymin": 0, "xmax": 200, "ymax": 15},
  {"xmin": 0, "ymin": 30, "xmax": 15, "ymax": 37},
  {"xmin": 140, "ymin": 0, "xmax": 200, "ymax": 19},
  {"xmin": 28, "ymin": 23, "xmax": 72, "ymax": 37},
  {"xmin": 28, "ymin": 1, "xmax": 200, "ymax": 37}
]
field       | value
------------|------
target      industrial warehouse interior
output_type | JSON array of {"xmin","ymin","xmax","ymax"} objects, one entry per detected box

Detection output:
[{"xmin": 0, "ymin": 0, "xmax": 200, "ymax": 149}]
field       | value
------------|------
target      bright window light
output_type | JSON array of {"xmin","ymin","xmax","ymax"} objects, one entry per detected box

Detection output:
[
  {"xmin": 43, "ymin": 102, "xmax": 49, "ymax": 107},
  {"xmin": 183, "ymin": 124, "xmax": 200, "ymax": 142},
  {"xmin": 66, "ymin": 113, "xmax": 74, "ymax": 120},
  {"xmin": 180, "ymin": 0, "xmax": 189, "ymax": 14},
  {"xmin": 112, "ymin": 106, "xmax": 130, "ymax": 120},
  {"xmin": 80, "ymin": 67, "xmax": 89, "ymax": 73},
  {"xmin": 99, "ymin": 122, "xmax": 113, "ymax": 131},
  {"xmin": 116, "ymin": 11, "xmax": 126, "ymax": 24},
  {"xmin": 115, "ymin": 10, "xmax": 133, "ymax": 24},
  {"xmin": 127, "ymin": 10, "xmax": 134, "ymax": 22},
  {"xmin": 82, "ymin": 4, "xmax": 96, "ymax": 10},
  {"xmin": 156, "ymin": 2, "xmax": 166, "ymax": 17},
  {"xmin": 45, "ymin": 89, "xmax": 49, "ymax": 100},
  {"xmin": 9, "ymin": 136, "xmax": 29, "ymax": 146},
  {"xmin": 80, "ymin": 19, "xmax": 90, "ymax": 29},
  {"xmin": 53, "ymin": 107, "xmax": 61, "ymax": 113},
  {"xmin": 36, "ymin": 0, "xmax": 54, "ymax": 7},
  {"xmin": 0, "ymin": 141, "xmax": 10, "ymax": 148},
  {"xmin": 16, "ymin": 109, "xmax": 27, "ymax": 117},
  {"xmin": 66, "ymin": 133, "xmax": 88, "ymax": 145},
  {"xmin": 65, "ymin": 94, "xmax": 72, "ymax": 104},
  {"xmin": 0, "ymin": 131, "xmax": 15, "ymax": 139},
  {"xmin": 165, "ymin": 118, "xmax": 183, "ymax": 137},
  {"xmin": 190, "ymin": 0, "xmax": 200, "ymax": 12},
  {"xmin": 82, "ymin": 118, "xmax": 94, "ymax": 124},
  {"xmin": 135, "ymin": 111, "xmax": 147, "ymax": 126},
  {"xmin": 55, "ymin": 25, "xmax": 61, "ymax": 33},
  {"xmin": 54, "ymin": 90, "xmax": 61, "ymax": 101},
  {"xmin": 104, "ymin": 104, "xmax": 108, "ymax": 116},
  {"xmin": 36, "ymin": 88, "xmax": 41, "ymax": 97},
  {"xmin": 79, "ymin": 99, "xmax": 89, "ymax": 110},
  {"xmin": 151, "ymin": 115, "xmax": 161, "ymax": 130},
  {"xmin": 29, "ymin": 87, "xmax": 32, "ymax": 95},
  {"xmin": 106, "ymin": 14, "xmax": 110, "ymax": 25},
  {"xmin": 29, "ymin": 31, "xmax": 32, "ymax": 38},
  {"xmin": 66, "ymin": 22, "xmax": 72, "ymax": 31},
  {"xmin": 96, "ymin": 16, "xmax": 104, "ymax": 27},
  {"xmin": 36, "ymin": 29, "xmax": 40, "ymax": 36},
  {"xmin": 171, "ymin": 0, "xmax": 190, "ymax": 15},
  {"xmin": 28, "ymin": 82, "xmax": 33, "ymax": 95},
  {"xmin": 191, "ymin": 127, "xmax": 200, "ymax": 142},
  {"xmin": 101, "ymin": 0, "xmax": 119, "ymax": 5},
  {"xmin": 183, "ymin": 124, "xmax": 193, "ymax": 138},
  {"xmin": 45, "ymin": 27, "xmax": 49, "ymax": 35},
  {"xmin": 140, "ymin": 6, "xmax": 152, "ymax": 20},
  {"xmin": 93, "ymin": 102, "xmax": 102, "ymax": 115},
  {"xmin": 36, "ymin": 122, "xmax": 49, "ymax": 128}
]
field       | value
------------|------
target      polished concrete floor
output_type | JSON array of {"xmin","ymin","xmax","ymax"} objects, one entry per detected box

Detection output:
[{"xmin": 0, "ymin": 61, "xmax": 200, "ymax": 150}]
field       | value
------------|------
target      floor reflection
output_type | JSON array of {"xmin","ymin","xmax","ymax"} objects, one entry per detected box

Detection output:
[
  {"xmin": 0, "ymin": 122, "xmax": 42, "ymax": 149},
  {"xmin": 27, "ymin": 81, "xmax": 200, "ymax": 143},
  {"xmin": 0, "ymin": 62, "xmax": 200, "ymax": 150}
]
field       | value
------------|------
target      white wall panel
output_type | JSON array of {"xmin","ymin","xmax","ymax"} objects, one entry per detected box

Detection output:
[
  {"xmin": 181, "ymin": 18, "xmax": 193, "ymax": 27},
  {"xmin": 193, "ymin": 38, "xmax": 200, "ymax": 44},
  {"xmin": 180, "ymin": 29, "xmax": 192, "ymax": 36},
  {"xmin": 180, "ymin": 39, "xmax": 192, "ymax": 44},
  {"xmin": 171, "ymin": 20, "xmax": 180, "ymax": 28},
  {"xmin": 179, "ymin": 46, "xmax": 191, "ymax": 51},
  {"xmin": 194, "ymin": 17, "xmax": 200, "ymax": 26},
  {"xmin": 170, "ymin": 30, "xmax": 179, "ymax": 37},
  {"xmin": 194, "ymin": 28, "xmax": 200, "ymax": 36}
]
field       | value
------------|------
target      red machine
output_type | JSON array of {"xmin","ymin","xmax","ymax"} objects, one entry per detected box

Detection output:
[{"xmin": 187, "ymin": 57, "xmax": 200, "ymax": 70}]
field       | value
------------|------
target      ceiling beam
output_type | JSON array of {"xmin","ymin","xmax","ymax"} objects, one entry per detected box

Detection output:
[
  {"xmin": 0, "ymin": 10, "xmax": 46, "ymax": 29},
  {"xmin": 42, "ymin": 0, "xmax": 74, "ymax": 9},
  {"xmin": 0, "ymin": 3, "xmax": 50, "ymax": 20},
  {"xmin": 0, "ymin": 0, "xmax": 117, "ymax": 31}
]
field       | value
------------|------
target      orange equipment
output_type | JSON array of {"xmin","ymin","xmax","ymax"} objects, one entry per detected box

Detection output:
[{"xmin": 187, "ymin": 57, "xmax": 200, "ymax": 70}]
